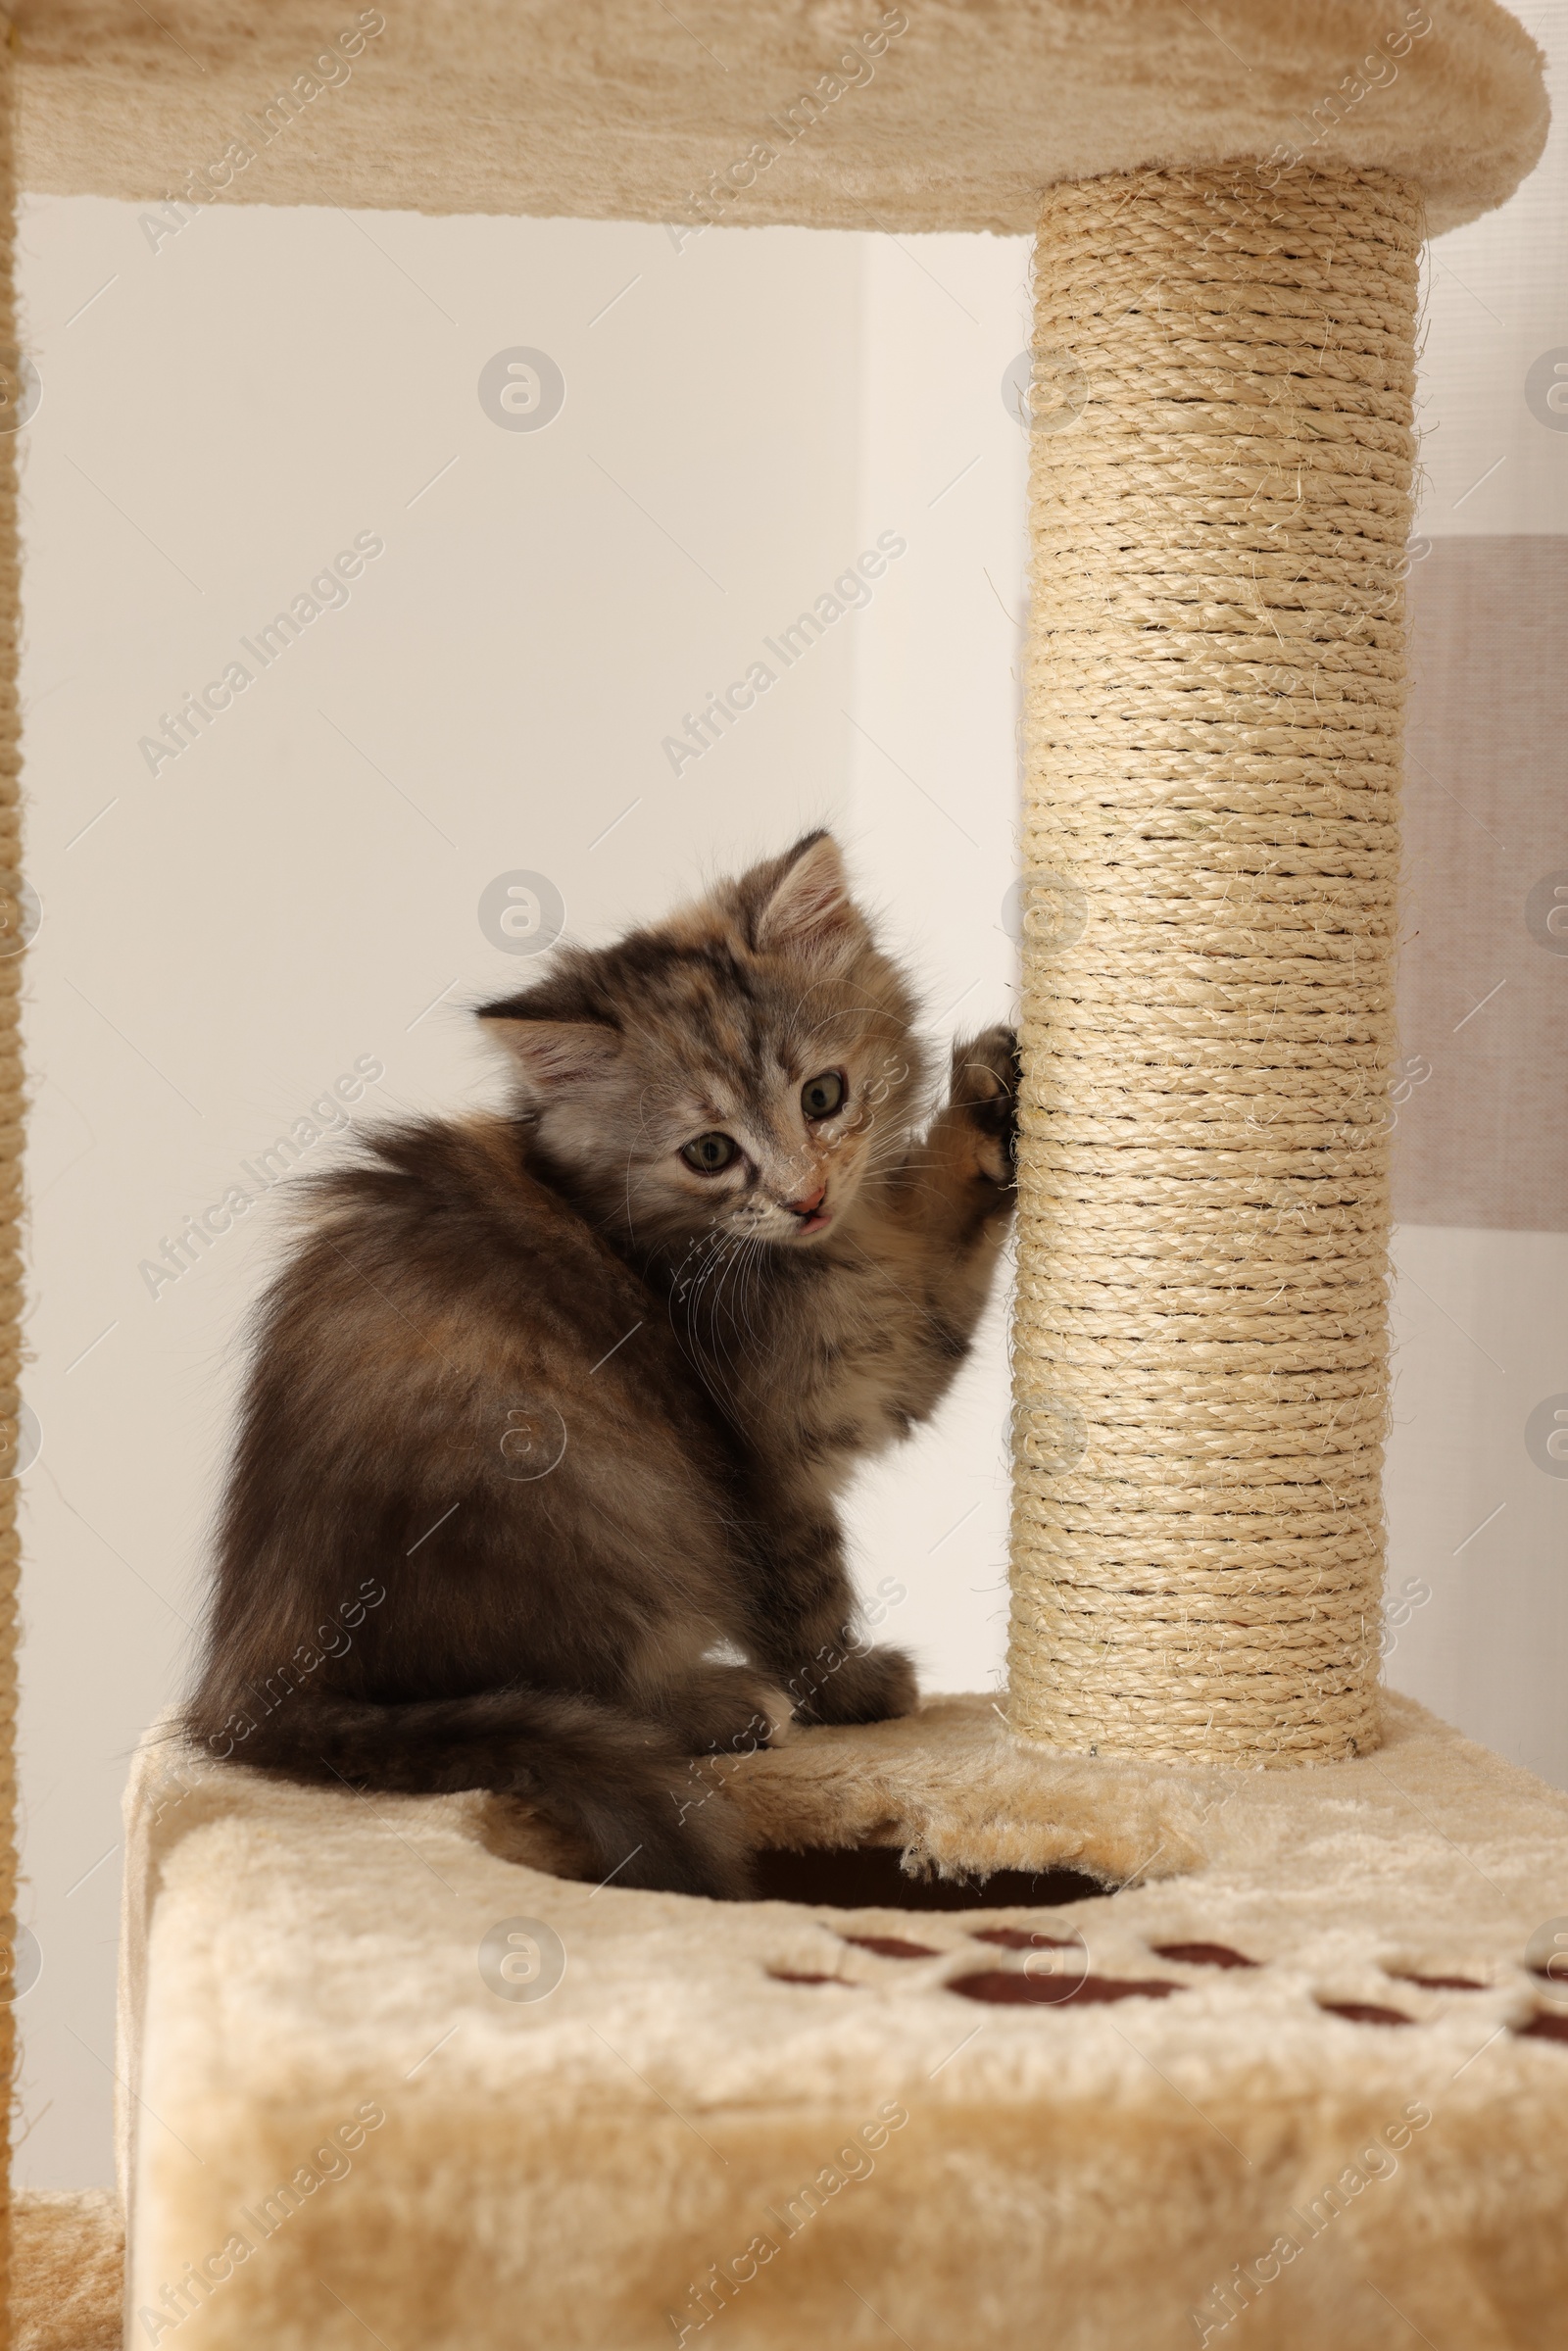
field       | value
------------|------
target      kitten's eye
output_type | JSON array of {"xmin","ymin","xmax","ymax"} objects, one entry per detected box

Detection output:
[
  {"xmin": 801, "ymin": 1070, "xmax": 846, "ymax": 1121},
  {"xmin": 681, "ymin": 1132, "xmax": 739, "ymax": 1174}
]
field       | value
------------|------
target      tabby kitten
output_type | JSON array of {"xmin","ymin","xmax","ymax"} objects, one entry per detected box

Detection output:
[{"xmin": 184, "ymin": 833, "xmax": 1016, "ymax": 1898}]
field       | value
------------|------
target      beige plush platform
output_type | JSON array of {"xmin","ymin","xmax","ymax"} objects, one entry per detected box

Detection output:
[
  {"xmin": 11, "ymin": 2190, "xmax": 122, "ymax": 2350},
  {"xmin": 15, "ymin": 0, "xmax": 1547, "ymax": 237},
  {"xmin": 118, "ymin": 1692, "xmax": 1568, "ymax": 2350}
]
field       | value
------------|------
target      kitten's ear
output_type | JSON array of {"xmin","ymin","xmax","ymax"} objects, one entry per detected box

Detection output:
[
  {"xmin": 755, "ymin": 832, "xmax": 865, "ymax": 963},
  {"xmin": 476, "ymin": 1008, "xmax": 621, "ymax": 1092}
]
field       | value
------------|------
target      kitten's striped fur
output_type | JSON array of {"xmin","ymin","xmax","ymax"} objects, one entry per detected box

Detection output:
[{"xmin": 184, "ymin": 834, "xmax": 1016, "ymax": 1897}]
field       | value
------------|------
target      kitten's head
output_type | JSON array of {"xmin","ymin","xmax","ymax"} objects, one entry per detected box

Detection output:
[{"xmin": 478, "ymin": 833, "xmax": 923, "ymax": 1253}]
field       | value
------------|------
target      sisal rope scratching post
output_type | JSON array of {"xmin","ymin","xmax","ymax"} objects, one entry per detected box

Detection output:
[{"xmin": 1010, "ymin": 167, "xmax": 1419, "ymax": 1767}]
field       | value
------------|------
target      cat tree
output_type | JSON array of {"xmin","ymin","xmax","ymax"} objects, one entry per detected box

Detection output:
[{"xmin": 9, "ymin": 4, "xmax": 1568, "ymax": 2347}]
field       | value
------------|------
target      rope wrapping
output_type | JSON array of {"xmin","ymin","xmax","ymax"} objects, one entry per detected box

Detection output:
[{"xmin": 1010, "ymin": 167, "xmax": 1419, "ymax": 1765}]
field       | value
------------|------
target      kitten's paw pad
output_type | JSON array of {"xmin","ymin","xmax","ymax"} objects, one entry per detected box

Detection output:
[{"xmin": 950, "ymin": 1024, "xmax": 1019, "ymax": 1184}]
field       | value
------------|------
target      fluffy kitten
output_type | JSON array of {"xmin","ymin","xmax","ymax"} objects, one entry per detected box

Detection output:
[{"xmin": 183, "ymin": 833, "xmax": 1016, "ymax": 1897}]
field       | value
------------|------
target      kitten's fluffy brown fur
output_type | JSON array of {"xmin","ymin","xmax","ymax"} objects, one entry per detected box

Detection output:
[{"xmin": 184, "ymin": 835, "xmax": 1016, "ymax": 1897}]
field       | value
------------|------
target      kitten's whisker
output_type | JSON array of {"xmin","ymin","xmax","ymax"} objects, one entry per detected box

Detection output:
[
  {"xmin": 680, "ymin": 1228, "xmax": 739, "ymax": 1348},
  {"xmin": 725, "ymin": 1235, "xmax": 765, "ymax": 1358},
  {"xmin": 692, "ymin": 1248, "xmax": 753, "ymax": 1396},
  {"xmin": 738, "ymin": 1232, "xmax": 770, "ymax": 1363}
]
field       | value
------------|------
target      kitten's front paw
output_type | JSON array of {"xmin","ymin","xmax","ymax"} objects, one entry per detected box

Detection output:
[
  {"xmin": 794, "ymin": 1642, "xmax": 918, "ymax": 1728},
  {"xmin": 657, "ymin": 1664, "xmax": 786, "ymax": 1759},
  {"xmin": 950, "ymin": 1024, "xmax": 1019, "ymax": 1187}
]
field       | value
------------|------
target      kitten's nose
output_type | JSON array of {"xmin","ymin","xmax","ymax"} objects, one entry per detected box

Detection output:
[{"xmin": 786, "ymin": 1183, "xmax": 827, "ymax": 1219}]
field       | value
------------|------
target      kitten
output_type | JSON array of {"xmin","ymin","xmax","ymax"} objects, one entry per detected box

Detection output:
[{"xmin": 183, "ymin": 833, "xmax": 1016, "ymax": 1898}]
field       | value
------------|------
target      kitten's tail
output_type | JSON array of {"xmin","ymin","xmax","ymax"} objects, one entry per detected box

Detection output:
[{"xmin": 180, "ymin": 1684, "xmax": 753, "ymax": 1900}]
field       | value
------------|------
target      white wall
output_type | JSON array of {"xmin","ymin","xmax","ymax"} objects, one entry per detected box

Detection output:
[{"xmin": 838, "ymin": 231, "xmax": 1028, "ymax": 1699}]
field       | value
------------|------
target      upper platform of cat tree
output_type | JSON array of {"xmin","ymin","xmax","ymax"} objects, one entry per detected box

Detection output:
[{"xmin": 15, "ymin": 0, "xmax": 1547, "ymax": 238}]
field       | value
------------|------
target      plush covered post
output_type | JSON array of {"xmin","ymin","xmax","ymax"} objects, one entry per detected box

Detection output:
[
  {"xmin": 1010, "ymin": 168, "xmax": 1419, "ymax": 1765},
  {"xmin": 0, "ymin": 34, "xmax": 23, "ymax": 2301}
]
